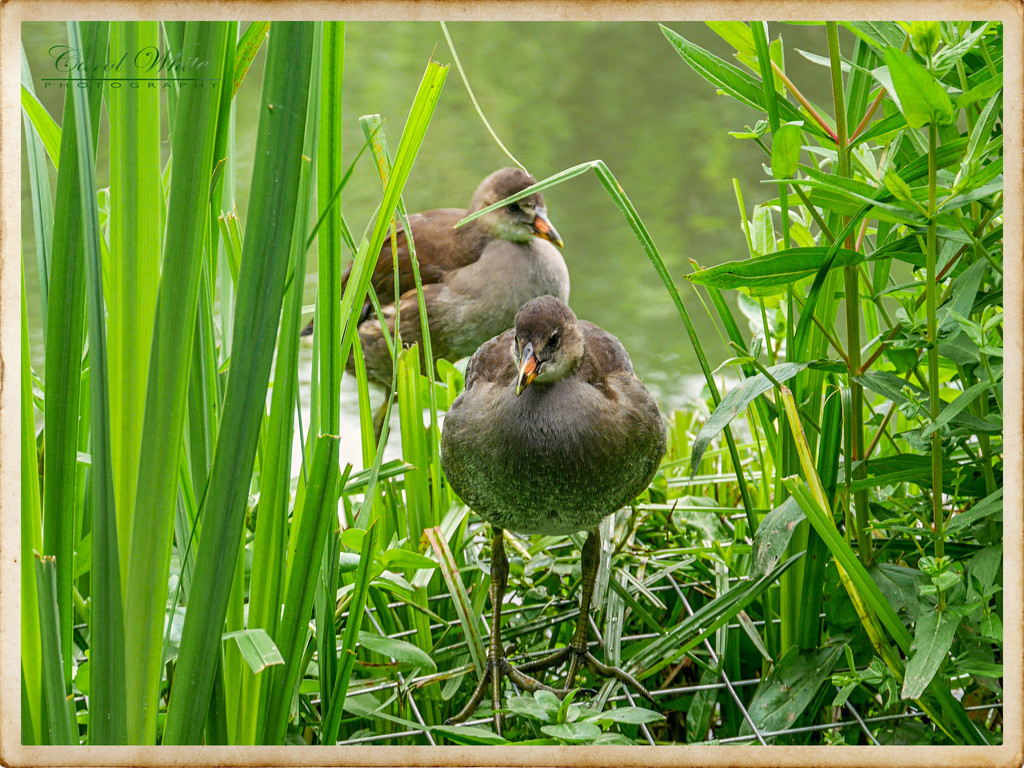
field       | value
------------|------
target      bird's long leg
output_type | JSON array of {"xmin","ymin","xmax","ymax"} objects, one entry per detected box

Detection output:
[
  {"xmin": 516, "ymin": 529, "xmax": 656, "ymax": 704},
  {"xmin": 447, "ymin": 528, "xmax": 562, "ymax": 735},
  {"xmin": 488, "ymin": 528, "xmax": 510, "ymax": 735}
]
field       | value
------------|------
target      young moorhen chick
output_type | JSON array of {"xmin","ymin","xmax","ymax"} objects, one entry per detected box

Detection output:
[
  {"xmin": 304, "ymin": 168, "xmax": 569, "ymax": 393},
  {"xmin": 440, "ymin": 295, "xmax": 667, "ymax": 735}
]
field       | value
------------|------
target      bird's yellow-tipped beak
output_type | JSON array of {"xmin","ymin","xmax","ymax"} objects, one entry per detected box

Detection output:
[
  {"xmin": 531, "ymin": 210, "xmax": 564, "ymax": 248},
  {"xmin": 516, "ymin": 343, "xmax": 538, "ymax": 396}
]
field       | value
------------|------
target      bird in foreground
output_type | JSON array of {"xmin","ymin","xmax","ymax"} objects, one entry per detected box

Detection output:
[
  {"xmin": 440, "ymin": 295, "xmax": 667, "ymax": 735},
  {"xmin": 303, "ymin": 168, "xmax": 568, "ymax": 399}
]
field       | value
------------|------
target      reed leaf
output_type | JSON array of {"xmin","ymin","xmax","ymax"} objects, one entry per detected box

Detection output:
[
  {"xmin": 43, "ymin": 19, "xmax": 107, "ymax": 687},
  {"xmin": 35, "ymin": 556, "xmax": 74, "ymax": 745},
  {"xmin": 21, "ymin": 272, "xmax": 44, "ymax": 743},
  {"xmin": 66, "ymin": 19, "xmax": 127, "ymax": 743},
  {"xmin": 124, "ymin": 21, "xmax": 230, "ymax": 745},
  {"xmin": 163, "ymin": 21, "xmax": 316, "ymax": 745},
  {"xmin": 263, "ymin": 435, "xmax": 344, "ymax": 742},
  {"xmin": 320, "ymin": 519, "xmax": 379, "ymax": 744},
  {"xmin": 20, "ymin": 49, "xmax": 54, "ymax": 329},
  {"xmin": 239, "ymin": 22, "xmax": 323, "ymax": 744},
  {"xmin": 106, "ymin": 21, "xmax": 162, "ymax": 593}
]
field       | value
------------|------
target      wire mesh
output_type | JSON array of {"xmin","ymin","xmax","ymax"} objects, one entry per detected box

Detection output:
[{"xmin": 316, "ymin": 534, "xmax": 1004, "ymax": 747}]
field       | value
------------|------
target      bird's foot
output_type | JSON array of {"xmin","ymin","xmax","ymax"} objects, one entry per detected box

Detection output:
[
  {"xmin": 445, "ymin": 646, "xmax": 566, "ymax": 737},
  {"xmin": 447, "ymin": 646, "xmax": 657, "ymax": 737},
  {"xmin": 517, "ymin": 645, "xmax": 656, "ymax": 705}
]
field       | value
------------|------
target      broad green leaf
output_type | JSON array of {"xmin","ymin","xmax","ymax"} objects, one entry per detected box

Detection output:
[
  {"xmin": 751, "ymin": 204, "xmax": 775, "ymax": 256},
  {"xmin": 742, "ymin": 643, "xmax": 846, "ymax": 735},
  {"xmin": 691, "ymin": 362, "xmax": 812, "ymax": 473},
  {"xmin": 902, "ymin": 610, "xmax": 958, "ymax": 699},
  {"xmin": 381, "ymin": 548, "xmax": 439, "ymax": 572},
  {"xmin": 841, "ymin": 21, "xmax": 906, "ymax": 49},
  {"xmin": 921, "ymin": 377, "xmax": 1000, "ymax": 437},
  {"xmin": 706, "ymin": 21, "xmax": 756, "ymax": 57},
  {"xmin": 357, "ymin": 631, "xmax": 438, "ymax": 673},
  {"xmin": 594, "ymin": 707, "xmax": 666, "ymax": 725},
  {"xmin": 907, "ymin": 21, "xmax": 941, "ymax": 59},
  {"xmin": 883, "ymin": 47, "xmax": 955, "ymax": 128},
  {"xmin": 541, "ymin": 722, "xmax": 603, "ymax": 742},
  {"xmin": 770, "ymin": 121, "xmax": 803, "ymax": 179},
  {"xmin": 946, "ymin": 488, "xmax": 1002, "ymax": 534},
  {"xmin": 660, "ymin": 25, "xmax": 828, "ymax": 139},
  {"xmin": 430, "ymin": 725, "xmax": 509, "ymax": 745},
  {"xmin": 751, "ymin": 497, "xmax": 805, "ymax": 577},
  {"xmin": 688, "ymin": 247, "xmax": 862, "ymax": 293},
  {"xmin": 223, "ymin": 629, "xmax": 285, "ymax": 674}
]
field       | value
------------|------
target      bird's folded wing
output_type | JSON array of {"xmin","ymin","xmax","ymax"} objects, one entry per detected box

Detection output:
[{"xmin": 464, "ymin": 329, "xmax": 516, "ymax": 391}]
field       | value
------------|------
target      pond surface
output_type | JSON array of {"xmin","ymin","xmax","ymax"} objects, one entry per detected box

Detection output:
[{"xmin": 22, "ymin": 21, "xmax": 836, "ymax": 469}]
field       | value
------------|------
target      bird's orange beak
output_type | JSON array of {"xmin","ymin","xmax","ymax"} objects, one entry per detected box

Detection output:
[
  {"xmin": 516, "ymin": 343, "xmax": 538, "ymax": 396},
  {"xmin": 531, "ymin": 209, "xmax": 564, "ymax": 248}
]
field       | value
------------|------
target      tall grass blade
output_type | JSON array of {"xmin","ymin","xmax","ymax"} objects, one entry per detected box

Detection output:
[
  {"xmin": 106, "ymin": 21, "xmax": 162, "ymax": 595},
  {"xmin": 240, "ymin": 21, "xmax": 323, "ymax": 744},
  {"xmin": 43, "ymin": 19, "xmax": 107, "ymax": 687},
  {"xmin": 163, "ymin": 22, "xmax": 316, "ymax": 744},
  {"xmin": 124, "ymin": 21, "xmax": 231, "ymax": 745},
  {"xmin": 20, "ymin": 47, "xmax": 54, "ymax": 329},
  {"xmin": 315, "ymin": 20, "xmax": 346, "ymax": 435},
  {"xmin": 321, "ymin": 519, "xmax": 380, "ymax": 744},
  {"xmin": 67, "ymin": 18, "xmax": 127, "ymax": 743},
  {"xmin": 263, "ymin": 435, "xmax": 343, "ymax": 742},
  {"xmin": 21, "ymin": 271, "xmax": 44, "ymax": 743},
  {"xmin": 35, "ymin": 556, "xmax": 75, "ymax": 744}
]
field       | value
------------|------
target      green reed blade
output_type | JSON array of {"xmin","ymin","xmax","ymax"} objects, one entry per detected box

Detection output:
[
  {"xmin": 163, "ymin": 22, "xmax": 316, "ymax": 745},
  {"xmin": 321, "ymin": 518, "xmax": 379, "ymax": 744},
  {"xmin": 43, "ymin": 19, "xmax": 107, "ymax": 688},
  {"xmin": 67, "ymin": 19, "xmax": 126, "ymax": 744},
  {"xmin": 124, "ymin": 21, "xmax": 230, "ymax": 745},
  {"xmin": 35, "ymin": 556, "xmax": 74, "ymax": 745},
  {"xmin": 262, "ymin": 435, "xmax": 342, "ymax": 743},
  {"xmin": 106, "ymin": 22, "xmax": 162, "ymax": 597},
  {"xmin": 21, "ymin": 271, "xmax": 44, "ymax": 744},
  {"xmin": 20, "ymin": 48, "xmax": 54, "ymax": 329},
  {"xmin": 239, "ymin": 22, "xmax": 323, "ymax": 744}
]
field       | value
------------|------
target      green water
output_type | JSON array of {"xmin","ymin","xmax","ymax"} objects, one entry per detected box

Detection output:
[{"xmin": 22, "ymin": 21, "xmax": 835, "ymax": 465}]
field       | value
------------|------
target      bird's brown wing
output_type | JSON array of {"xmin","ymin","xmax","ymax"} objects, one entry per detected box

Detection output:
[
  {"xmin": 576, "ymin": 321, "xmax": 635, "ymax": 387},
  {"xmin": 464, "ymin": 329, "xmax": 516, "ymax": 391},
  {"xmin": 341, "ymin": 208, "xmax": 486, "ymax": 321}
]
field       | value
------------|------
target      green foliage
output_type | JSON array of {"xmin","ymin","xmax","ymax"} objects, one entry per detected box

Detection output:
[{"xmin": 21, "ymin": 18, "xmax": 1003, "ymax": 748}]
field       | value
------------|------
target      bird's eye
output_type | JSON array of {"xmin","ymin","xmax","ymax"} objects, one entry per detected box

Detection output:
[
  {"xmin": 506, "ymin": 202, "xmax": 520, "ymax": 213},
  {"xmin": 548, "ymin": 330, "xmax": 560, "ymax": 348}
]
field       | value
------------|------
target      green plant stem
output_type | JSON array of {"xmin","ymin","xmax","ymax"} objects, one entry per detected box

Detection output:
[
  {"xmin": 828, "ymin": 22, "xmax": 872, "ymax": 567},
  {"xmin": 926, "ymin": 120, "xmax": 943, "ymax": 558},
  {"xmin": 769, "ymin": 60, "xmax": 838, "ymax": 142}
]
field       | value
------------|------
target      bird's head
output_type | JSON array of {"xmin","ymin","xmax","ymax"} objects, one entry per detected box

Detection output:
[
  {"xmin": 469, "ymin": 168, "xmax": 563, "ymax": 248},
  {"xmin": 510, "ymin": 296, "xmax": 584, "ymax": 396}
]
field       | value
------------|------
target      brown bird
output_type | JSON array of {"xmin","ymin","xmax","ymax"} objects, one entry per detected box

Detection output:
[
  {"xmin": 303, "ymin": 168, "xmax": 568, "ymax": 399},
  {"xmin": 440, "ymin": 296, "xmax": 666, "ymax": 735}
]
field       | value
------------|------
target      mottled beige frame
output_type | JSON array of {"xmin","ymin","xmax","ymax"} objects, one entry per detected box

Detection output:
[{"xmin": 1, "ymin": 2, "xmax": 1020, "ymax": 766}]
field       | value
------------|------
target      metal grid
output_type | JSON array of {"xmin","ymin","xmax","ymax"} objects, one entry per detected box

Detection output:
[{"xmin": 320, "ymin": 541, "xmax": 1004, "ymax": 747}]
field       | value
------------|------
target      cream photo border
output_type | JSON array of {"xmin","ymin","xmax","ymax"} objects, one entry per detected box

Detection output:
[{"xmin": 1, "ymin": 2, "xmax": 1020, "ymax": 766}]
